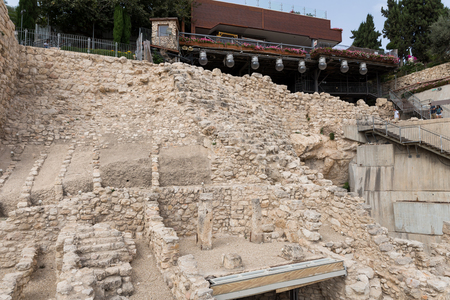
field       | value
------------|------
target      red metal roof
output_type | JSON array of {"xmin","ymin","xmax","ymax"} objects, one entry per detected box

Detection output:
[{"xmin": 191, "ymin": 0, "xmax": 341, "ymax": 43}]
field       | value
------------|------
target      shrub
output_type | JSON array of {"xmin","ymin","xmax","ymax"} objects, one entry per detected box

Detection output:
[
  {"xmin": 343, "ymin": 182, "xmax": 350, "ymax": 192},
  {"xmin": 329, "ymin": 132, "xmax": 335, "ymax": 140}
]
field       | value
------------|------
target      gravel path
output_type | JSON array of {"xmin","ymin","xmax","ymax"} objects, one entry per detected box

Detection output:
[{"xmin": 129, "ymin": 240, "xmax": 175, "ymax": 300}]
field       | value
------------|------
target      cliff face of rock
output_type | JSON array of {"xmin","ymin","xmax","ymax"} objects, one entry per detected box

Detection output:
[
  {"xmin": 291, "ymin": 98, "xmax": 393, "ymax": 187},
  {"xmin": 291, "ymin": 133, "xmax": 358, "ymax": 187}
]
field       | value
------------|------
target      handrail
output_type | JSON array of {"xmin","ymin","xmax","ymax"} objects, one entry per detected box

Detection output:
[
  {"xmin": 357, "ymin": 115, "xmax": 450, "ymax": 153},
  {"xmin": 179, "ymin": 32, "xmax": 313, "ymax": 53},
  {"xmin": 389, "ymin": 90, "xmax": 431, "ymax": 119}
]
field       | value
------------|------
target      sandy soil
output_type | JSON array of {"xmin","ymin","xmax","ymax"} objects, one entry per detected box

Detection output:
[
  {"xmin": 179, "ymin": 234, "xmax": 293, "ymax": 278},
  {"xmin": 22, "ymin": 250, "xmax": 57, "ymax": 300},
  {"xmin": 129, "ymin": 241, "xmax": 175, "ymax": 300}
]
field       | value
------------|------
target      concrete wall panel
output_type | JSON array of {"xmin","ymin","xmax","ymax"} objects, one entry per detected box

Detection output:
[
  {"xmin": 357, "ymin": 144, "xmax": 394, "ymax": 167},
  {"xmin": 394, "ymin": 202, "xmax": 450, "ymax": 235}
]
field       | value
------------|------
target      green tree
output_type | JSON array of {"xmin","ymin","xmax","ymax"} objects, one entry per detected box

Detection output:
[
  {"xmin": 350, "ymin": 14, "xmax": 382, "ymax": 50},
  {"xmin": 122, "ymin": 10, "xmax": 131, "ymax": 44},
  {"xmin": 16, "ymin": 0, "xmax": 38, "ymax": 30},
  {"xmin": 429, "ymin": 11, "xmax": 450, "ymax": 59},
  {"xmin": 6, "ymin": 3, "xmax": 18, "ymax": 28},
  {"xmin": 406, "ymin": 0, "xmax": 445, "ymax": 62},
  {"xmin": 37, "ymin": 0, "xmax": 196, "ymax": 37},
  {"xmin": 38, "ymin": 0, "xmax": 114, "ymax": 36},
  {"xmin": 113, "ymin": 4, "xmax": 124, "ymax": 43},
  {"xmin": 381, "ymin": 0, "xmax": 446, "ymax": 61}
]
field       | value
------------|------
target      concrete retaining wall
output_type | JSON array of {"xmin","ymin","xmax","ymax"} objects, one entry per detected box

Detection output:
[{"xmin": 350, "ymin": 141, "xmax": 450, "ymax": 244}]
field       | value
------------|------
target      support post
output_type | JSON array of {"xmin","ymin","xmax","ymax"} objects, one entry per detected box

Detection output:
[
  {"xmin": 88, "ymin": 38, "xmax": 90, "ymax": 54},
  {"xmin": 197, "ymin": 193, "xmax": 214, "ymax": 250},
  {"xmin": 250, "ymin": 198, "xmax": 263, "ymax": 243},
  {"xmin": 314, "ymin": 69, "xmax": 319, "ymax": 93},
  {"xmin": 115, "ymin": 42, "xmax": 118, "ymax": 57}
]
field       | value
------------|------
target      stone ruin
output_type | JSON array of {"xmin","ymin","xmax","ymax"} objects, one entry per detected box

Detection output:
[{"xmin": 4, "ymin": 2, "xmax": 450, "ymax": 300}]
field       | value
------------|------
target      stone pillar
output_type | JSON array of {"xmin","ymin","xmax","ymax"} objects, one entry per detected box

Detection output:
[
  {"xmin": 197, "ymin": 193, "xmax": 213, "ymax": 250},
  {"xmin": 250, "ymin": 198, "xmax": 263, "ymax": 243}
]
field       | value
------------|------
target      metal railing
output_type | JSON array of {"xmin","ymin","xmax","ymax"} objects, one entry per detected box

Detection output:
[
  {"xmin": 214, "ymin": 0, "xmax": 327, "ymax": 18},
  {"xmin": 389, "ymin": 91, "xmax": 406, "ymax": 112},
  {"xmin": 318, "ymin": 44, "xmax": 398, "ymax": 59},
  {"xmin": 403, "ymin": 91, "xmax": 431, "ymax": 119},
  {"xmin": 16, "ymin": 28, "xmax": 136, "ymax": 59},
  {"xmin": 179, "ymin": 32, "xmax": 312, "ymax": 52},
  {"xmin": 357, "ymin": 115, "xmax": 450, "ymax": 153}
]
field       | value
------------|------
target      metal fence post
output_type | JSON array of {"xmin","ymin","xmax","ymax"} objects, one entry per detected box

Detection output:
[
  {"xmin": 88, "ymin": 38, "xmax": 90, "ymax": 54},
  {"xmin": 57, "ymin": 33, "xmax": 60, "ymax": 49},
  {"xmin": 25, "ymin": 29, "xmax": 27, "ymax": 46},
  {"xmin": 115, "ymin": 42, "xmax": 118, "ymax": 57}
]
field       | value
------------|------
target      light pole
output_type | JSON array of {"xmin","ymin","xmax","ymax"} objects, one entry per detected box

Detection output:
[
  {"xmin": 20, "ymin": 9, "xmax": 26, "ymax": 32},
  {"xmin": 20, "ymin": 9, "xmax": 26, "ymax": 44}
]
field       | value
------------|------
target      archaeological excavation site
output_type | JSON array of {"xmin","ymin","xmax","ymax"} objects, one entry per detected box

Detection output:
[{"xmin": 4, "ymin": 2, "xmax": 450, "ymax": 300}]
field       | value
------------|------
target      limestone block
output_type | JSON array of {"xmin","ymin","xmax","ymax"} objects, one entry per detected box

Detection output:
[
  {"xmin": 281, "ymin": 244, "xmax": 305, "ymax": 261},
  {"xmin": 347, "ymin": 275, "xmax": 369, "ymax": 296},
  {"xmin": 222, "ymin": 253, "xmax": 243, "ymax": 269},
  {"xmin": 427, "ymin": 279, "xmax": 448, "ymax": 292},
  {"xmin": 301, "ymin": 229, "xmax": 321, "ymax": 242},
  {"xmin": 100, "ymin": 276, "xmax": 122, "ymax": 290},
  {"xmin": 373, "ymin": 235, "xmax": 389, "ymax": 245},
  {"xmin": 379, "ymin": 243, "xmax": 394, "ymax": 252},
  {"xmin": 357, "ymin": 267, "xmax": 374, "ymax": 279},
  {"xmin": 303, "ymin": 210, "xmax": 321, "ymax": 222},
  {"xmin": 57, "ymin": 280, "xmax": 73, "ymax": 295}
]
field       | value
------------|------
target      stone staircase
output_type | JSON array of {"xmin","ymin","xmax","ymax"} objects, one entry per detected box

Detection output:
[{"xmin": 55, "ymin": 222, "xmax": 136, "ymax": 299}]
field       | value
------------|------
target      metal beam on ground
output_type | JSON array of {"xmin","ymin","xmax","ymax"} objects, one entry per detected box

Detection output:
[{"xmin": 209, "ymin": 258, "xmax": 346, "ymax": 300}]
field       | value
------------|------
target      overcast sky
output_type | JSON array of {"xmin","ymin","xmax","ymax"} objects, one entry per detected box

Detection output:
[{"xmin": 6, "ymin": 0, "xmax": 450, "ymax": 49}]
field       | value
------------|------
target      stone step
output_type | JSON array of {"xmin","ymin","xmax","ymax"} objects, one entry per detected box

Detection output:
[
  {"xmin": 78, "ymin": 236, "xmax": 124, "ymax": 247},
  {"xmin": 79, "ymin": 250, "xmax": 133, "ymax": 268},
  {"xmin": 77, "ymin": 241, "xmax": 127, "ymax": 254}
]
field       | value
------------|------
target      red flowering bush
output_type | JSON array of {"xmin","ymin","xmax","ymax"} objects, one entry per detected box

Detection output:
[{"xmin": 310, "ymin": 47, "xmax": 399, "ymax": 64}]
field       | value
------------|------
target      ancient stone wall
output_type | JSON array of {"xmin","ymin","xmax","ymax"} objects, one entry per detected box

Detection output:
[
  {"xmin": 383, "ymin": 62, "xmax": 450, "ymax": 92},
  {"xmin": 146, "ymin": 201, "xmax": 214, "ymax": 300},
  {"xmin": 0, "ymin": 245, "xmax": 37, "ymax": 300},
  {"xmin": 0, "ymin": 188, "xmax": 146, "ymax": 267},
  {"xmin": 0, "ymin": 0, "xmax": 20, "ymax": 137}
]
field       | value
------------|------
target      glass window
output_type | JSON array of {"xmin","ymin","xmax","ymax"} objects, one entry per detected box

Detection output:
[{"xmin": 158, "ymin": 25, "xmax": 169, "ymax": 37}]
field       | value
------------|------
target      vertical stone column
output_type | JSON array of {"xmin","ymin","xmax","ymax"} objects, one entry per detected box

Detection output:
[
  {"xmin": 197, "ymin": 193, "xmax": 213, "ymax": 250},
  {"xmin": 151, "ymin": 145, "xmax": 160, "ymax": 187},
  {"xmin": 251, "ymin": 198, "xmax": 263, "ymax": 243}
]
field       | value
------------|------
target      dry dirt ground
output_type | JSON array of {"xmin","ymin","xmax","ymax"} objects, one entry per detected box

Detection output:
[
  {"xmin": 179, "ymin": 234, "xmax": 307, "ymax": 278},
  {"xmin": 22, "ymin": 249, "xmax": 57, "ymax": 300},
  {"xmin": 129, "ymin": 240, "xmax": 175, "ymax": 300}
]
